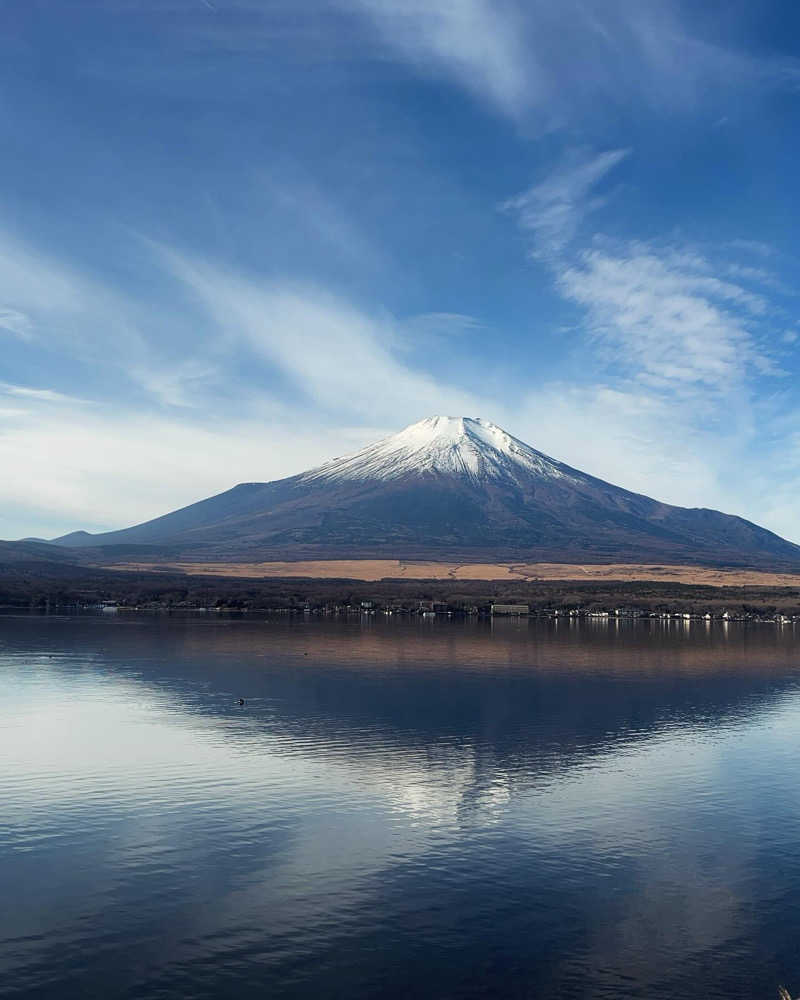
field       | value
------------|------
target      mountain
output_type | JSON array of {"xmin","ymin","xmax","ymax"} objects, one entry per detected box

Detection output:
[{"xmin": 50, "ymin": 416, "xmax": 800, "ymax": 568}]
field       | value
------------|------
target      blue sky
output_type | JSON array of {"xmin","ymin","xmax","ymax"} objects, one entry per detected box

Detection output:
[{"xmin": 3, "ymin": 0, "xmax": 800, "ymax": 541}]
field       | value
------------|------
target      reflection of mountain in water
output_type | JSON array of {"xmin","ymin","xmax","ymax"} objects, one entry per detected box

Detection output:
[{"xmin": 7, "ymin": 614, "xmax": 800, "ymax": 817}]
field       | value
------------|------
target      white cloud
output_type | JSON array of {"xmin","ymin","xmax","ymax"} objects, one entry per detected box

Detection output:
[
  {"xmin": 504, "ymin": 150, "xmax": 778, "ymax": 398},
  {"xmin": 397, "ymin": 312, "xmax": 486, "ymax": 352},
  {"xmin": 0, "ymin": 238, "xmax": 86, "ymax": 319},
  {"xmin": 0, "ymin": 400, "xmax": 384, "ymax": 537},
  {"xmin": 514, "ymin": 383, "xmax": 729, "ymax": 510},
  {"xmin": 557, "ymin": 246, "xmax": 774, "ymax": 394},
  {"xmin": 341, "ymin": 0, "xmax": 800, "ymax": 122},
  {"xmin": 160, "ymin": 247, "xmax": 487, "ymax": 424},
  {"xmin": 0, "ymin": 229, "xmax": 231, "ymax": 413},
  {"xmin": 729, "ymin": 239, "xmax": 776, "ymax": 258},
  {"xmin": 0, "ymin": 230, "xmax": 155, "ymax": 372},
  {"xmin": 0, "ymin": 307, "xmax": 34, "ymax": 341},
  {"xmin": 127, "ymin": 361, "xmax": 220, "ymax": 409},
  {"xmin": 257, "ymin": 168, "xmax": 393, "ymax": 278},
  {"xmin": 0, "ymin": 383, "xmax": 88, "ymax": 404},
  {"xmin": 340, "ymin": 0, "xmax": 533, "ymax": 119},
  {"xmin": 501, "ymin": 148, "xmax": 630, "ymax": 258},
  {"xmin": 76, "ymin": 0, "xmax": 800, "ymax": 126}
]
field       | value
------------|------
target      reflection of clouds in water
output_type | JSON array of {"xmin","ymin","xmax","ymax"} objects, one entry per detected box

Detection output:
[
  {"xmin": 556, "ymin": 807, "xmax": 755, "ymax": 997},
  {"xmin": 386, "ymin": 756, "xmax": 513, "ymax": 827},
  {"xmin": 2, "ymin": 663, "xmax": 514, "ymax": 833},
  {"xmin": 579, "ymin": 859, "xmax": 747, "ymax": 994},
  {"xmin": 508, "ymin": 703, "xmax": 800, "ymax": 994}
]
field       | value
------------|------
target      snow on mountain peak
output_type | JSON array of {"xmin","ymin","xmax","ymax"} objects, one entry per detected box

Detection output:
[{"xmin": 302, "ymin": 416, "xmax": 579, "ymax": 485}]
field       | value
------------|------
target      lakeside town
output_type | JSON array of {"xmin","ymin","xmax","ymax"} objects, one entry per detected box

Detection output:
[{"xmin": 26, "ymin": 598, "xmax": 800, "ymax": 627}]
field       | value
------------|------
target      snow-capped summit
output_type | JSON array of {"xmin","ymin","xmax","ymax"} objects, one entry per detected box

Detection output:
[{"xmin": 303, "ymin": 416, "xmax": 578, "ymax": 485}]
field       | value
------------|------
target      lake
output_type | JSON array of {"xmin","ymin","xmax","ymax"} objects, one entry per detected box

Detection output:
[{"xmin": 2, "ymin": 612, "xmax": 800, "ymax": 999}]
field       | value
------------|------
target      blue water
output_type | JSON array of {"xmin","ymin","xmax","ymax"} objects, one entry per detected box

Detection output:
[{"xmin": 2, "ymin": 613, "xmax": 800, "ymax": 999}]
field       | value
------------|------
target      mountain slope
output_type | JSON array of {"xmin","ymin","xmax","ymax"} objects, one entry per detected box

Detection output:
[
  {"xmin": 0, "ymin": 539, "xmax": 85, "ymax": 564},
  {"xmin": 50, "ymin": 416, "xmax": 800, "ymax": 568}
]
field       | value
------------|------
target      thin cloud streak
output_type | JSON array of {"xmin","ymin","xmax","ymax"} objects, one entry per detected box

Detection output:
[
  {"xmin": 342, "ymin": 0, "xmax": 533, "ymax": 118},
  {"xmin": 0, "ymin": 230, "xmax": 154, "ymax": 374},
  {"xmin": 0, "ymin": 307, "xmax": 34, "ymax": 341},
  {"xmin": 0, "ymin": 383, "xmax": 89, "ymax": 405},
  {"xmin": 501, "ymin": 148, "xmax": 631, "ymax": 258},
  {"xmin": 160, "ymin": 246, "xmax": 489, "ymax": 424},
  {"xmin": 340, "ymin": 0, "xmax": 800, "ymax": 121}
]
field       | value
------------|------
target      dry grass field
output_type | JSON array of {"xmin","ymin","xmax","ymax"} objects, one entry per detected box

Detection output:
[{"xmin": 105, "ymin": 559, "xmax": 800, "ymax": 587}]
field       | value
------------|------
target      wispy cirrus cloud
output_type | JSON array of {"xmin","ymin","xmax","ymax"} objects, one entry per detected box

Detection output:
[
  {"xmin": 557, "ymin": 246, "xmax": 777, "ymax": 394},
  {"xmin": 342, "ymin": 0, "xmax": 532, "ymax": 119},
  {"xmin": 0, "ymin": 229, "xmax": 228, "ymax": 412},
  {"xmin": 126, "ymin": 361, "xmax": 221, "ymax": 409},
  {"xmin": 256, "ymin": 167, "xmax": 395, "ymax": 280},
  {"xmin": 0, "ymin": 230, "xmax": 151, "ymax": 362},
  {"xmin": 0, "ymin": 307, "xmax": 34, "ymax": 341},
  {"xmin": 160, "ymin": 246, "xmax": 488, "ymax": 423},
  {"xmin": 0, "ymin": 382, "xmax": 89, "ymax": 405},
  {"xmin": 503, "ymin": 149, "xmax": 782, "ymax": 397},
  {"xmin": 501, "ymin": 148, "xmax": 631, "ymax": 259},
  {"xmin": 341, "ymin": 0, "xmax": 800, "ymax": 121},
  {"xmin": 516, "ymin": 382, "xmax": 726, "ymax": 508},
  {"xmin": 68, "ymin": 0, "xmax": 800, "ymax": 128}
]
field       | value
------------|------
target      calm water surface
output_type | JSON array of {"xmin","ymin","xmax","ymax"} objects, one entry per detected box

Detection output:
[{"xmin": 2, "ymin": 613, "xmax": 800, "ymax": 999}]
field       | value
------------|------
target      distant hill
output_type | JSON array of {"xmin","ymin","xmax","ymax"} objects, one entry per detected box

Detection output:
[
  {"xmin": 0, "ymin": 539, "xmax": 82, "ymax": 564},
  {"xmin": 47, "ymin": 416, "xmax": 800, "ymax": 569}
]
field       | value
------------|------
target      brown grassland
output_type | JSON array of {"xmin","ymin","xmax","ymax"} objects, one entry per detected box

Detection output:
[{"xmin": 104, "ymin": 559, "xmax": 800, "ymax": 587}]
